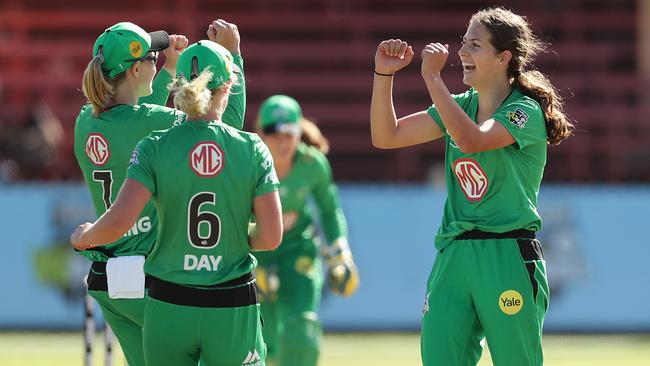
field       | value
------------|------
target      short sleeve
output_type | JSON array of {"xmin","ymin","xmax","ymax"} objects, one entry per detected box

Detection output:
[
  {"xmin": 493, "ymin": 97, "xmax": 546, "ymax": 149},
  {"xmin": 253, "ymin": 137, "xmax": 279, "ymax": 196},
  {"xmin": 126, "ymin": 135, "xmax": 158, "ymax": 196},
  {"xmin": 426, "ymin": 90, "xmax": 473, "ymax": 134}
]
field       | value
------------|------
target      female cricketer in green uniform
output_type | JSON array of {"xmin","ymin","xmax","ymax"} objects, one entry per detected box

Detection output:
[
  {"xmin": 370, "ymin": 7, "xmax": 573, "ymax": 366},
  {"xmin": 74, "ymin": 19, "xmax": 245, "ymax": 366},
  {"xmin": 71, "ymin": 40, "xmax": 282, "ymax": 366},
  {"xmin": 254, "ymin": 95, "xmax": 360, "ymax": 366}
]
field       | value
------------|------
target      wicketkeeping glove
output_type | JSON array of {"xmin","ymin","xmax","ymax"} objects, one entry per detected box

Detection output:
[{"xmin": 323, "ymin": 238, "xmax": 359, "ymax": 297}]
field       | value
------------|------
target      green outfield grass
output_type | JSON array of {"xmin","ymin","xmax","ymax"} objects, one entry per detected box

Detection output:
[{"xmin": 0, "ymin": 332, "xmax": 649, "ymax": 365}]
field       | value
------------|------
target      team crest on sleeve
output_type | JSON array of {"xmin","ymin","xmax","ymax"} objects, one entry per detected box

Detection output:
[
  {"xmin": 506, "ymin": 108, "xmax": 529, "ymax": 128},
  {"xmin": 190, "ymin": 142, "xmax": 224, "ymax": 177},
  {"xmin": 85, "ymin": 133, "xmax": 110, "ymax": 166},
  {"xmin": 261, "ymin": 155, "xmax": 279, "ymax": 184},
  {"xmin": 129, "ymin": 149, "xmax": 139, "ymax": 166},
  {"xmin": 453, "ymin": 158, "xmax": 488, "ymax": 201}
]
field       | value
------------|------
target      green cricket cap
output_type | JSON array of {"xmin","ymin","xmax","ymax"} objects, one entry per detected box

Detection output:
[
  {"xmin": 176, "ymin": 40, "xmax": 237, "ymax": 89},
  {"xmin": 258, "ymin": 95, "xmax": 303, "ymax": 132},
  {"xmin": 92, "ymin": 22, "xmax": 169, "ymax": 78}
]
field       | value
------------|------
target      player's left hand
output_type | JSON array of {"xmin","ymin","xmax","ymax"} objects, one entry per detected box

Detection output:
[
  {"xmin": 70, "ymin": 222, "xmax": 93, "ymax": 250},
  {"xmin": 162, "ymin": 34, "xmax": 189, "ymax": 73},
  {"xmin": 421, "ymin": 42, "xmax": 449, "ymax": 77},
  {"xmin": 324, "ymin": 239, "xmax": 360, "ymax": 297}
]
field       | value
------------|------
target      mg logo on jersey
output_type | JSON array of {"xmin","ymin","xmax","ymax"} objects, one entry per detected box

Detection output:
[
  {"xmin": 453, "ymin": 158, "xmax": 488, "ymax": 201},
  {"xmin": 85, "ymin": 133, "xmax": 110, "ymax": 166},
  {"xmin": 190, "ymin": 142, "xmax": 224, "ymax": 177}
]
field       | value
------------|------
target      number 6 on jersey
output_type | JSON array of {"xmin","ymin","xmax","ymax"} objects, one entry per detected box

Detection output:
[{"xmin": 188, "ymin": 192, "xmax": 221, "ymax": 248}]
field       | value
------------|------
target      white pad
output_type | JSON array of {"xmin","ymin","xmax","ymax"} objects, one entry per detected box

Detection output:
[{"xmin": 106, "ymin": 255, "xmax": 145, "ymax": 299}]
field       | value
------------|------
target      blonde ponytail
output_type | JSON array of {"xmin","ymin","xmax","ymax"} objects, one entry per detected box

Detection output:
[
  {"xmin": 172, "ymin": 71, "xmax": 213, "ymax": 118},
  {"xmin": 81, "ymin": 55, "xmax": 124, "ymax": 117},
  {"xmin": 172, "ymin": 70, "xmax": 233, "ymax": 119}
]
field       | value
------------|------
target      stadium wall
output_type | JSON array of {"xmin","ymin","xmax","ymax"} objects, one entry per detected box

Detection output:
[{"xmin": 0, "ymin": 184, "xmax": 648, "ymax": 332}]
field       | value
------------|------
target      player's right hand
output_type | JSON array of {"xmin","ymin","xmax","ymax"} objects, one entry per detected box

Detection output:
[
  {"xmin": 374, "ymin": 39, "xmax": 414, "ymax": 75},
  {"xmin": 207, "ymin": 19, "xmax": 241, "ymax": 55},
  {"xmin": 421, "ymin": 42, "xmax": 449, "ymax": 77},
  {"xmin": 162, "ymin": 34, "xmax": 189, "ymax": 73},
  {"xmin": 70, "ymin": 222, "xmax": 93, "ymax": 250}
]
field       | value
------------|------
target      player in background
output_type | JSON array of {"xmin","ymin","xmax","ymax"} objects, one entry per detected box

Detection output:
[
  {"xmin": 74, "ymin": 19, "xmax": 244, "ymax": 366},
  {"xmin": 71, "ymin": 39, "xmax": 282, "ymax": 366},
  {"xmin": 254, "ymin": 95, "xmax": 360, "ymax": 366},
  {"xmin": 370, "ymin": 7, "xmax": 573, "ymax": 366}
]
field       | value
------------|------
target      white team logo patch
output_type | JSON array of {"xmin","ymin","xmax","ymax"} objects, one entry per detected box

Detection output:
[
  {"xmin": 190, "ymin": 142, "xmax": 224, "ymax": 177},
  {"xmin": 261, "ymin": 155, "xmax": 279, "ymax": 185},
  {"xmin": 506, "ymin": 108, "xmax": 529, "ymax": 128},
  {"xmin": 85, "ymin": 133, "xmax": 110, "ymax": 166},
  {"xmin": 242, "ymin": 350, "xmax": 262, "ymax": 366},
  {"xmin": 453, "ymin": 158, "xmax": 488, "ymax": 201},
  {"xmin": 129, "ymin": 149, "xmax": 139, "ymax": 166}
]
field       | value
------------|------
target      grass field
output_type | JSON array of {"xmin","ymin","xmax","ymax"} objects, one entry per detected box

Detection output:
[{"xmin": 1, "ymin": 332, "xmax": 649, "ymax": 365}]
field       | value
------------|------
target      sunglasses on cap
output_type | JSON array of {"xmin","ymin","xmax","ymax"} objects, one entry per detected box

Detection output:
[
  {"xmin": 124, "ymin": 52, "xmax": 159, "ymax": 63},
  {"xmin": 262, "ymin": 123, "xmax": 302, "ymax": 136}
]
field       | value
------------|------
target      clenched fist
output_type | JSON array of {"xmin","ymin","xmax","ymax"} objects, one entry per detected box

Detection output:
[
  {"xmin": 207, "ymin": 19, "xmax": 241, "ymax": 55},
  {"xmin": 70, "ymin": 222, "xmax": 93, "ymax": 250},
  {"xmin": 421, "ymin": 42, "xmax": 449, "ymax": 77},
  {"xmin": 163, "ymin": 34, "xmax": 189, "ymax": 72},
  {"xmin": 374, "ymin": 39, "xmax": 414, "ymax": 75}
]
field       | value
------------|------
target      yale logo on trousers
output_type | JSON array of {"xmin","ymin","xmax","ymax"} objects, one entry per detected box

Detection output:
[
  {"xmin": 184, "ymin": 254, "xmax": 223, "ymax": 271},
  {"xmin": 85, "ymin": 133, "xmax": 110, "ymax": 166},
  {"xmin": 453, "ymin": 158, "xmax": 488, "ymax": 201},
  {"xmin": 190, "ymin": 142, "xmax": 224, "ymax": 177},
  {"xmin": 499, "ymin": 290, "xmax": 523, "ymax": 315}
]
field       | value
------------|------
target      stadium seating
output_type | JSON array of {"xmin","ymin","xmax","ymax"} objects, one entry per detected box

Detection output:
[{"xmin": 0, "ymin": 0, "xmax": 643, "ymax": 181}]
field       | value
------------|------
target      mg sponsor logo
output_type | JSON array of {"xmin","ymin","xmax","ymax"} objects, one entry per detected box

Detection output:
[
  {"xmin": 85, "ymin": 133, "xmax": 110, "ymax": 166},
  {"xmin": 453, "ymin": 158, "xmax": 488, "ymax": 201},
  {"xmin": 190, "ymin": 142, "xmax": 224, "ymax": 177}
]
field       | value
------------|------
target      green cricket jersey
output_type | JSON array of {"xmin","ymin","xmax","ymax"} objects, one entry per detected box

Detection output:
[
  {"xmin": 427, "ymin": 88, "xmax": 547, "ymax": 251},
  {"xmin": 74, "ymin": 69, "xmax": 184, "ymax": 262},
  {"xmin": 126, "ymin": 120, "xmax": 279, "ymax": 286},
  {"xmin": 276, "ymin": 143, "xmax": 347, "ymax": 252}
]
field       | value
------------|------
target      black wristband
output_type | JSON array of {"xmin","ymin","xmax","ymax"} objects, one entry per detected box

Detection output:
[{"xmin": 374, "ymin": 70, "xmax": 395, "ymax": 77}]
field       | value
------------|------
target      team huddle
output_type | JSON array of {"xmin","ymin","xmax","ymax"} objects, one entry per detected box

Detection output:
[{"xmin": 70, "ymin": 7, "xmax": 572, "ymax": 366}]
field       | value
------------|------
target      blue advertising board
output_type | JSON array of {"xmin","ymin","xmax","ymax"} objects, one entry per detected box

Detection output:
[{"xmin": 1, "ymin": 184, "xmax": 649, "ymax": 331}]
